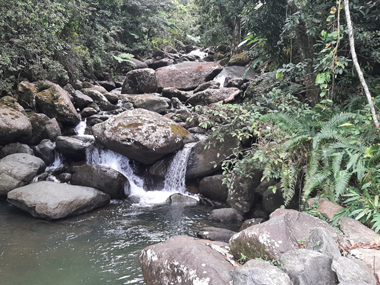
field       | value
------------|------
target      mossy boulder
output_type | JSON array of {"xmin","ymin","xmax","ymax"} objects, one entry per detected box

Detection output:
[
  {"xmin": 92, "ymin": 109, "xmax": 194, "ymax": 164},
  {"xmin": 227, "ymin": 51, "xmax": 250, "ymax": 66},
  {"xmin": 17, "ymin": 81, "xmax": 38, "ymax": 109},
  {"xmin": 35, "ymin": 81, "xmax": 80, "ymax": 126},
  {"xmin": 0, "ymin": 104, "xmax": 32, "ymax": 145}
]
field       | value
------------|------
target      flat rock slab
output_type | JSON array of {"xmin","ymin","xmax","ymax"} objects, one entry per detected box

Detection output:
[
  {"xmin": 139, "ymin": 235, "xmax": 237, "ymax": 285},
  {"xmin": 0, "ymin": 153, "xmax": 46, "ymax": 197},
  {"xmin": 7, "ymin": 181, "xmax": 110, "ymax": 219},
  {"xmin": 92, "ymin": 109, "xmax": 191, "ymax": 164},
  {"xmin": 156, "ymin": 62, "xmax": 222, "ymax": 91},
  {"xmin": 187, "ymin": 87, "xmax": 240, "ymax": 106}
]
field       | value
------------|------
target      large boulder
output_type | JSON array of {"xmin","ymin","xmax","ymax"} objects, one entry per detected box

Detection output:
[
  {"xmin": 0, "ymin": 153, "xmax": 46, "ymax": 197},
  {"xmin": 121, "ymin": 68, "xmax": 157, "ymax": 94},
  {"xmin": 139, "ymin": 236, "xmax": 236, "ymax": 285},
  {"xmin": 280, "ymin": 249, "xmax": 336, "ymax": 285},
  {"xmin": 35, "ymin": 81, "xmax": 80, "ymax": 126},
  {"xmin": 186, "ymin": 134, "xmax": 241, "ymax": 180},
  {"xmin": 338, "ymin": 217, "xmax": 380, "ymax": 244},
  {"xmin": 17, "ymin": 81, "xmax": 38, "ymax": 109},
  {"xmin": 0, "ymin": 143, "xmax": 33, "ymax": 158},
  {"xmin": 332, "ymin": 256, "xmax": 377, "ymax": 285},
  {"xmin": 209, "ymin": 208, "xmax": 244, "ymax": 223},
  {"xmin": 0, "ymin": 96, "xmax": 26, "ymax": 114},
  {"xmin": 71, "ymin": 164, "xmax": 130, "ymax": 199},
  {"xmin": 7, "ymin": 181, "xmax": 110, "ymax": 219},
  {"xmin": 199, "ymin": 174, "xmax": 229, "ymax": 203},
  {"xmin": 186, "ymin": 87, "xmax": 241, "ymax": 106},
  {"xmin": 156, "ymin": 62, "xmax": 223, "ymax": 91},
  {"xmin": 214, "ymin": 66, "xmax": 257, "ymax": 87},
  {"xmin": 229, "ymin": 210, "xmax": 341, "ymax": 261},
  {"xmin": 81, "ymin": 89, "xmax": 117, "ymax": 111},
  {"xmin": 230, "ymin": 259, "xmax": 292, "ymax": 285},
  {"xmin": 120, "ymin": 94, "xmax": 169, "ymax": 114},
  {"xmin": 227, "ymin": 51, "xmax": 250, "ymax": 66},
  {"xmin": 56, "ymin": 135, "xmax": 95, "ymax": 161},
  {"xmin": 92, "ymin": 109, "xmax": 192, "ymax": 164},
  {"xmin": 227, "ymin": 172, "xmax": 263, "ymax": 213},
  {"xmin": 0, "ymin": 104, "xmax": 32, "ymax": 145},
  {"xmin": 72, "ymin": 90, "xmax": 94, "ymax": 109},
  {"xmin": 28, "ymin": 113, "xmax": 61, "ymax": 144}
]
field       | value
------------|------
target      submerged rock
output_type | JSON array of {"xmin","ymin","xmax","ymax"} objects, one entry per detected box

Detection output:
[
  {"xmin": 71, "ymin": 164, "xmax": 130, "ymax": 199},
  {"xmin": 0, "ymin": 153, "xmax": 46, "ymax": 197},
  {"xmin": 92, "ymin": 109, "xmax": 193, "ymax": 164},
  {"xmin": 197, "ymin": 227, "xmax": 237, "ymax": 243},
  {"xmin": 165, "ymin": 193, "xmax": 198, "ymax": 206},
  {"xmin": 139, "ymin": 235, "xmax": 236, "ymax": 285},
  {"xmin": 7, "ymin": 181, "xmax": 110, "ymax": 219}
]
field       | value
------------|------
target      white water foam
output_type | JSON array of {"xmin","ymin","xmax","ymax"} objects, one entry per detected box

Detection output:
[
  {"xmin": 85, "ymin": 146, "xmax": 177, "ymax": 206},
  {"xmin": 163, "ymin": 143, "xmax": 196, "ymax": 193},
  {"xmin": 189, "ymin": 49, "xmax": 208, "ymax": 60},
  {"xmin": 75, "ymin": 119, "xmax": 87, "ymax": 136}
]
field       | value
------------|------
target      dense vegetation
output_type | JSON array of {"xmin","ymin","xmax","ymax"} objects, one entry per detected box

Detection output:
[{"xmin": 1, "ymin": 0, "xmax": 380, "ymax": 230}]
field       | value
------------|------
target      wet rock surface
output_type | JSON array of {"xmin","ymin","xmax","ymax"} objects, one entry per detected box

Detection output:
[
  {"xmin": 0, "ymin": 104, "xmax": 32, "ymax": 145},
  {"xmin": 7, "ymin": 181, "xmax": 110, "ymax": 219}
]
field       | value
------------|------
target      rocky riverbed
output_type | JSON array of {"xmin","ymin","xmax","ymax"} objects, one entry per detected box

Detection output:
[{"xmin": 1, "ymin": 47, "xmax": 379, "ymax": 284}]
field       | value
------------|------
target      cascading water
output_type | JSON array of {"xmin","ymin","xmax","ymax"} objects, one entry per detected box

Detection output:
[
  {"xmin": 163, "ymin": 142, "xmax": 196, "ymax": 193},
  {"xmin": 85, "ymin": 143, "xmax": 198, "ymax": 206}
]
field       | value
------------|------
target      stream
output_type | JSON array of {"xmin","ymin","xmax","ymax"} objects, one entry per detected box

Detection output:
[{"xmin": 0, "ymin": 140, "xmax": 236, "ymax": 284}]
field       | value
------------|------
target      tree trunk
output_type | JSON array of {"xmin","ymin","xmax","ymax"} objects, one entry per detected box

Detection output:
[
  {"xmin": 344, "ymin": 0, "xmax": 379, "ymax": 127},
  {"xmin": 231, "ymin": 16, "xmax": 241, "ymax": 56}
]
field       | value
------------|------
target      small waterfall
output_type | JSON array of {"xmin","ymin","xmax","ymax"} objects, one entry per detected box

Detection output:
[
  {"xmin": 75, "ymin": 118, "xmax": 87, "ymax": 136},
  {"xmin": 189, "ymin": 49, "xmax": 208, "ymax": 60},
  {"xmin": 163, "ymin": 142, "xmax": 196, "ymax": 193}
]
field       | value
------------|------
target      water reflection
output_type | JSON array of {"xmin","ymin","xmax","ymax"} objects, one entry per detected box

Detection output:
[{"xmin": 0, "ymin": 200, "xmax": 231, "ymax": 285}]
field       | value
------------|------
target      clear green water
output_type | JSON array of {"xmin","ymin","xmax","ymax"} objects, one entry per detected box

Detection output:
[{"xmin": 0, "ymin": 199, "xmax": 231, "ymax": 285}]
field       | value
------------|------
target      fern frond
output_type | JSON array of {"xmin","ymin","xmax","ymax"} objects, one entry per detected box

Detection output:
[
  {"xmin": 334, "ymin": 170, "xmax": 352, "ymax": 201},
  {"xmin": 320, "ymin": 112, "xmax": 356, "ymax": 133},
  {"xmin": 313, "ymin": 129, "xmax": 346, "ymax": 149},
  {"xmin": 283, "ymin": 135, "xmax": 310, "ymax": 151},
  {"xmin": 331, "ymin": 152, "xmax": 344, "ymax": 177}
]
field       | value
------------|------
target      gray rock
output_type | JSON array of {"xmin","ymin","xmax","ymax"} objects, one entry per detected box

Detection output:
[
  {"xmin": 226, "ymin": 78, "xmax": 244, "ymax": 89},
  {"xmin": 0, "ymin": 154, "xmax": 46, "ymax": 197},
  {"xmin": 98, "ymin": 80, "xmax": 116, "ymax": 92},
  {"xmin": 121, "ymin": 68, "xmax": 157, "ymax": 94},
  {"xmin": 193, "ymin": 81, "xmax": 220, "ymax": 94},
  {"xmin": 120, "ymin": 94, "xmax": 169, "ymax": 114},
  {"xmin": 199, "ymin": 174, "xmax": 229, "ymax": 203},
  {"xmin": 209, "ymin": 208, "xmax": 244, "ymax": 223},
  {"xmin": 186, "ymin": 87, "xmax": 241, "ymax": 106},
  {"xmin": 139, "ymin": 236, "xmax": 236, "ymax": 285},
  {"xmin": 7, "ymin": 181, "xmax": 110, "ymax": 219},
  {"xmin": 307, "ymin": 227, "xmax": 341, "ymax": 259},
  {"xmin": 103, "ymin": 92, "xmax": 119, "ymax": 104},
  {"xmin": 227, "ymin": 173, "xmax": 262, "ymax": 213},
  {"xmin": 72, "ymin": 90, "xmax": 94, "ymax": 109},
  {"xmin": 33, "ymin": 139, "xmax": 56, "ymax": 166},
  {"xmin": 56, "ymin": 135, "xmax": 95, "ymax": 161},
  {"xmin": 213, "ymin": 66, "xmax": 257, "ymax": 87},
  {"xmin": 147, "ymin": 58, "xmax": 174, "ymax": 69},
  {"xmin": 262, "ymin": 186, "xmax": 285, "ymax": 213},
  {"xmin": 0, "ymin": 96, "xmax": 26, "ymax": 114},
  {"xmin": 349, "ymin": 248, "xmax": 380, "ymax": 282},
  {"xmin": 186, "ymin": 134, "xmax": 241, "ymax": 180},
  {"xmin": 229, "ymin": 210, "xmax": 341, "ymax": 261},
  {"xmin": 0, "ymin": 143, "xmax": 33, "ymax": 158},
  {"xmin": 161, "ymin": 87, "xmax": 192, "ymax": 102},
  {"xmin": 281, "ymin": 249, "xmax": 336, "ymax": 285},
  {"xmin": 165, "ymin": 193, "xmax": 198, "ymax": 206},
  {"xmin": 35, "ymin": 81, "xmax": 80, "ymax": 126},
  {"xmin": 71, "ymin": 164, "xmax": 129, "ymax": 199},
  {"xmin": 231, "ymin": 259, "xmax": 292, "ymax": 285},
  {"xmin": 144, "ymin": 155, "xmax": 173, "ymax": 191},
  {"xmin": 17, "ymin": 81, "xmax": 38, "ymax": 109},
  {"xmin": 332, "ymin": 256, "xmax": 377, "ymax": 285},
  {"xmin": 28, "ymin": 113, "xmax": 61, "ymax": 144},
  {"xmin": 156, "ymin": 62, "xmax": 223, "ymax": 91},
  {"xmin": 197, "ymin": 227, "xmax": 237, "ymax": 243},
  {"xmin": 92, "ymin": 109, "xmax": 192, "ymax": 164},
  {"xmin": 338, "ymin": 217, "xmax": 380, "ymax": 244},
  {"xmin": 81, "ymin": 107, "xmax": 98, "ymax": 118},
  {"xmin": 240, "ymin": 218, "xmax": 264, "ymax": 231},
  {"xmin": 81, "ymin": 89, "xmax": 117, "ymax": 111},
  {"xmin": 0, "ymin": 104, "xmax": 32, "ymax": 145}
]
